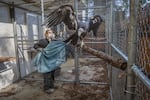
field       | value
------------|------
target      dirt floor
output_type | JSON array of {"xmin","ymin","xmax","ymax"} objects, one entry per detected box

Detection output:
[{"xmin": 0, "ymin": 58, "xmax": 109, "ymax": 100}]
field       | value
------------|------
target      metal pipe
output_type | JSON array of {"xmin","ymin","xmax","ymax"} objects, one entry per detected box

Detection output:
[
  {"xmin": 132, "ymin": 65, "xmax": 150, "ymax": 91},
  {"xmin": 80, "ymin": 81, "xmax": 109, "ymax": 85},
  {"xmin": 111, "ymin": 43, "xmax": 128, "ymax": 61},
  {"xmin": 0, "ymin": 36, "xmax": 15, "ymax": 39},
  {"xmin": 84, "ymin": 37, "xmax": 107, "ymax": 40},
  {"xmin": 126, "ymin": 0, "xmax": 137, "ymax": 99},
  {"xmin": 55, "ymin": 79, "xmax": 75, "ymax": 83},
  {"xmin": 16, "ymin": 2, "xmax": 40, "ymax": 6},
  {"xmin": 0, "ymin": 1, "xmax": 40, "ymax": 15},
  {"xmin": 24, "ymin": 78, "xmax": 75, "ymax": 82},
  {"xmin": 11, "ymin": 3, "xmax": 21, "ymax": 80},
  {"xmin": 83, "ymin": 41, "xmax": 108, "ymax": 44},
  {"xmin": 108, "ymin": 1, "xmax": 113, "ymax": 100},
  {"xmin": 18, "ymin": 25, "xmax": 25, "ymax": 68},
  {"xmin": 110, "ymin": 86, "xmax": 114, "ymax": 100},
  {"xmin": 40, "ymin": 0, "xmax": 45, "ymax": 33},
  {"xmin": 74, "ymin": 0, "xmax": 80, "ymax": 84},
  {"xmin": 74, "ymin": 29, "xmax": 79, "ymax": 83},
  {"xmin": 24, "ymin": 78, "xmax": 109, "ymax": 85},
  {"xmin": 78, "ymin": 6, "xmax": 106, "ymax": 10}
]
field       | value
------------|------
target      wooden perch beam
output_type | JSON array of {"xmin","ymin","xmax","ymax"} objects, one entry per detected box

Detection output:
[
  {"xmin": 0, "ymin": 57, "xmax": 16, "ymax": 63},
  {"xmin": 80, "ymin": 44, "xmax": 127, "ymax": 70}
]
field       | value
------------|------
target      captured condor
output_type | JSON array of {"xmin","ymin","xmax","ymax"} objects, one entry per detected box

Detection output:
[
  {"xmin": 44, "ymin": 5, "xmax": 103, "ymax": 45},
  {"xmin": 44, "ymin": 5, "xmax": 78, "ymax": 31}
]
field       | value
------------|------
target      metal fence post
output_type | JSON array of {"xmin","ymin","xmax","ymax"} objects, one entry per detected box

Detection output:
[
  {"xmin": 74, "ymin": 0, "xmax": 79, "ymax": 84},
  {"xmin": 108, "ymin": 1, "xmax": 113, "ymax": 100},
  {"xmin": 40, "ymin": 0, "xmax": 45, "ymax": 34},
  {"xmin": 10, "ymin": 3, "xmax": 21, "ymax": 80},
  {"xmin": 126, "ymin": 0, "xmax": 136, "ymax": 99}
]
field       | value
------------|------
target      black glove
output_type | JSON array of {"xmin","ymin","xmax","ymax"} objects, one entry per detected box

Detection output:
[{"xmin": 33, "ymin": 43, "xmax": 39, "ymax": 49}]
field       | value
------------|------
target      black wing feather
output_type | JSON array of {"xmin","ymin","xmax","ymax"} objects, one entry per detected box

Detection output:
[
  {"xmin": 47, "ymin": 15, "xmax": 59, "ymax": 26},
  {"xmin": 53, "ymin": 16, "xmax": 63, "ymax": 26},
  {"xmin": 45, "ymin": 8, "xmax": 65, "ymax": 28}
]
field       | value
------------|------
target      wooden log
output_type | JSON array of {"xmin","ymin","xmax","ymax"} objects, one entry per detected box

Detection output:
[
  {"xmin": 0, "ymin": 57, "xmax": 16, "ymax": 63},
  {"xmin": 80, "ymin": 44, "xmax": 127, "ymax": 70}
]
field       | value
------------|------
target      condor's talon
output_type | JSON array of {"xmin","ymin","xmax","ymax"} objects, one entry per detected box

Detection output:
[{"xmin": 80, "ymin": 41, "xmax": 84, "ymax": 48}]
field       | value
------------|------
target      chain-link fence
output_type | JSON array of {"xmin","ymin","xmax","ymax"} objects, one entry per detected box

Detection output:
[
  {"xmin": 106, "ymin": 0, "xmax": 129, "ymax": 100},
  {"xmin": 107, "ymin": 0, "xmax": 150, "ymax": 100},
  {"xmin": 111, "ymin": 0, "xmax": 129, "ymax": 58},
  {"xmin": 134, "ymin": 1, "xmax": 150, "ymax": 100},
  {"xmin": 136, "ymin": 2, "xmax": 150, "ymax": 78}
]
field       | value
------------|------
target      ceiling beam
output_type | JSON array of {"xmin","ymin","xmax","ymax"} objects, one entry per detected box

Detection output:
[{"xmin": 0, "ymin": 1, "xmax": 41, "ymax": 15}]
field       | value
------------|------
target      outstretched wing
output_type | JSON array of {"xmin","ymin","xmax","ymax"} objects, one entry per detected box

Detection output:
[
  {"xmin": 44, "ymin": 7, "xmax": 65, "ymax": 27},
  {"xmin": 44, "ymin": 5, "xmax": 78, "ymax": 31},
  {"xmin": 44, "ymin": 5, "xmax": 79, "ymax": 45}
]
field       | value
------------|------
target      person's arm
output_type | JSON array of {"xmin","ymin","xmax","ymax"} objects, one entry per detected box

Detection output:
[{"xmin": 33, "ymin": 39, "xmax": 49, "ymax": 49}]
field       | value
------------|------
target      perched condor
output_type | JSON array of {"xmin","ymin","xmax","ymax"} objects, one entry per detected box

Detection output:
[
  {"xmin": 78, "ymin": 15, "xmax": 103, "ymax": 38},
  {"xmin": 88, "ymin": 15, "xmax": 103, "ymax": 37}
]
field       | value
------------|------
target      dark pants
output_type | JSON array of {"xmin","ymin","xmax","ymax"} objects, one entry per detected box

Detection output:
[
  {"xmin": 66, "ymin": 44, "xmax": 74, "ymax": 58},
  {"xmin": 43, "ymin": 70, "xmax": 55, "ymax": 91}
]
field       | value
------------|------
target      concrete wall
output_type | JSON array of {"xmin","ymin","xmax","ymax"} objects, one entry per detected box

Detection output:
[{"xmin": 0, "ymin": 3, "xmax": 42, "ymax": 89}]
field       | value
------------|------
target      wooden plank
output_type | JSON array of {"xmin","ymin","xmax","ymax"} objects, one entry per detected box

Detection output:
[{"xmin": 0, "ymin": 57, "xmax": 16, "ymax": 63}]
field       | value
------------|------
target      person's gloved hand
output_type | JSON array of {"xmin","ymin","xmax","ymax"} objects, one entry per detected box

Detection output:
[
  {"xmin": 33, "ymin": 43, "xmax": 39, "ymax": 49},
  {"xmin": 33, "ymin": 43, "xmax": 42, "ymax": 52},
  {"xmin": 36, "ymin": 48, "xmax": 42, "ymax": 52}
]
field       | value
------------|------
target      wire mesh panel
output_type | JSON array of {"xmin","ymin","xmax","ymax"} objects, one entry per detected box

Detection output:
[
  {"xmin": 78, "ymin": 0, "xmax": 106, "ymax": 57},
  {"xmin": 74, "ymin": 1, "xmax": 110, "ymax": 100},
  {"xmin": 136, "ymin": 3, "xmax": 150, "ymax": 77},
  {"xmin": 135, "ymin": 2, "xmax": 150, "ymax": 100},
  {"xmin": 134, "ymin": 76, "xmax": 150, "ymax": 100},
  {"xmin": 107, "ymin": 0, "xmax": 129, "ymax": 100},
  {"xmin": 111, "ymin": 0, "xmax": 129, "ymax": 56}
]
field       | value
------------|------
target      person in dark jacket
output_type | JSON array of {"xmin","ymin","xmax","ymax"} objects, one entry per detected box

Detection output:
[
  {"xmin": 34, "ymin": 29, "xmax": 55, "ymax": 49},
  {"xmin": 34, "ymin": 28, "xmax": 57, "ymax": 94}
]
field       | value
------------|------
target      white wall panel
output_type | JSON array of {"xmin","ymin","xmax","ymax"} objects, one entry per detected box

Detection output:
[{"xmin": 0, "ymin": 7, "xmax": 13, "ymax": 37}]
